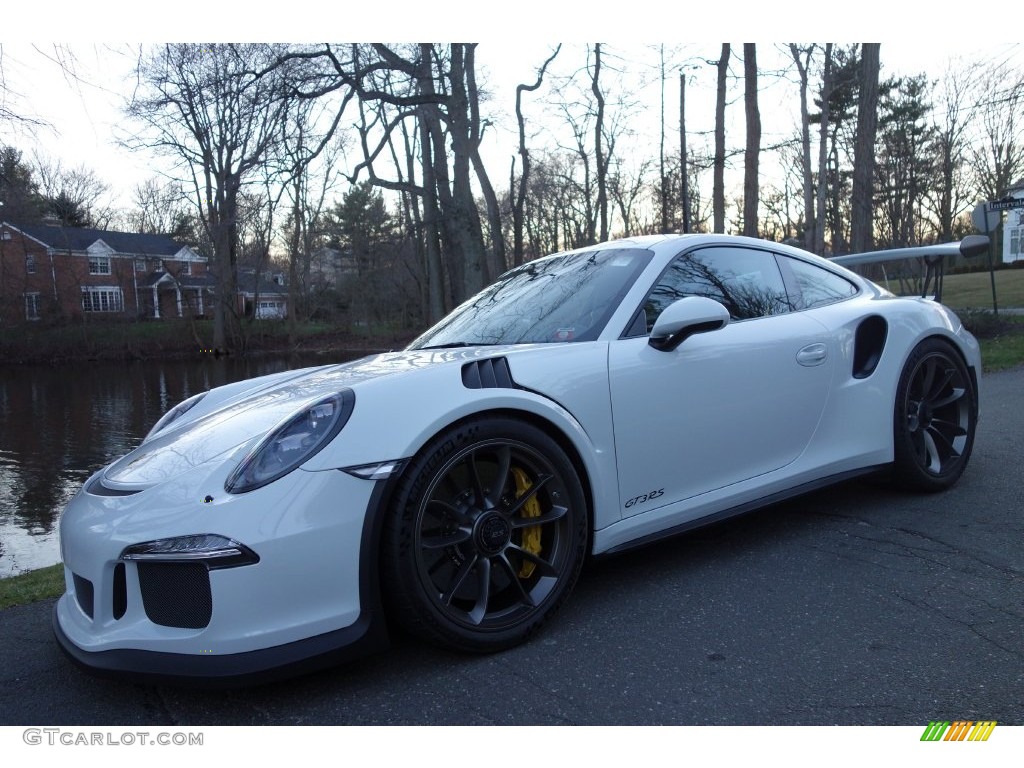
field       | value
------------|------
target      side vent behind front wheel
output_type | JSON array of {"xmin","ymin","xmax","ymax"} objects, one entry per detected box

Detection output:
[
  {"xmin": 462, "ymin": 357, "xmax": 518, "ymax": 389},
  {"xmin": 853, "ymin": 316, "xmax": 888, "ymax": 379}
]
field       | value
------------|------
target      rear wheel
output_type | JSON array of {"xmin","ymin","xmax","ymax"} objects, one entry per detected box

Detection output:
[
  {"xmin": 383, "ymin": 416, "xmax": 587, "ymax": 652},
  {"xmin": 892, "ymin": 338, "xmax": 977, "ymax": 492}
]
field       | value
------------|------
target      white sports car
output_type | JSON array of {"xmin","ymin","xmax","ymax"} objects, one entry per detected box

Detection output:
[{"xmin": 54, "ymin": 233, "xmax": 983, "ymax": 684}]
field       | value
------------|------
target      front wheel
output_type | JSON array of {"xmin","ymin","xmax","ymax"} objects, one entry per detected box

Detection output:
[
  {"xmin": 892, "ymin": 338, "xmax": 977, "ymax": 492},
  {"xmin": 383, "ymin": 416, "xmax": 588, "ymax": 652}
]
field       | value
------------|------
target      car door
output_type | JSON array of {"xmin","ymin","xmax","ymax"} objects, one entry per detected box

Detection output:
[{"xmin": 608, "ymin": 244, "xmax": 834, "ymax": 518}]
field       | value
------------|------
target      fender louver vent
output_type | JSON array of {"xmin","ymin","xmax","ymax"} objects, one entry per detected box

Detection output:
[{"xmin": 462, "ymin": 357, "xmax": 518, "ymax": 389}]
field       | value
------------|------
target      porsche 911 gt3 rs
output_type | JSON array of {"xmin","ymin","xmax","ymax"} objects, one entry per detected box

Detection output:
[{"xmin": 53, "ymin": 233, "xmax": 983, "ymax": 684}]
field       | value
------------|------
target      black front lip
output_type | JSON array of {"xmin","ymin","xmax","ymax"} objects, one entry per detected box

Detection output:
[{"xmin": 52, "ymin": 602, "xmax": 387, "ymax": 689}]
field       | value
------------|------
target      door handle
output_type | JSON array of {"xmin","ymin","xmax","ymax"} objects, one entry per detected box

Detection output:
[{"xmin": 796, "ymin": 343, "xmax": 828, "ymax": 366}]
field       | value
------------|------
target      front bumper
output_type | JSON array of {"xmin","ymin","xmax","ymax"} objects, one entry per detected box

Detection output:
[{"xmin": 53, "ymin": 461, "xmax": 392, "ymax": 686}]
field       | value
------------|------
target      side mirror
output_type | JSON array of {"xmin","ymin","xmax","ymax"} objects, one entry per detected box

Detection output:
[{"xmin": 648, "ymin": 296, "xmax": 730, "ymax": 352}]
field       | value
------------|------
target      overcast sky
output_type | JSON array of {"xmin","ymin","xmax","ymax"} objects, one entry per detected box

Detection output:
[{"xmin": 2, "ymin": 7, "xmax": 1021, "ymax": 217}]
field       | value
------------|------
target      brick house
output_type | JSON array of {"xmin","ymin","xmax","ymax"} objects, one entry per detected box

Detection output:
[{"xmin": 0, "ymin": 221, "xmax": 210, "ymax": 323}]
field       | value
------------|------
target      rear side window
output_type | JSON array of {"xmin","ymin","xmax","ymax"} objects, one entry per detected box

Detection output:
[{"xmin": 782, "ymin": 256, "xmax": 858, "ymax": 310}]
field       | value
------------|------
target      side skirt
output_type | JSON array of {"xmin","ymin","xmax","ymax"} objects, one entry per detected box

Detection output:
[{"xmin": 600, "ymin": 466, "xmax": 886, "ymax": 556}]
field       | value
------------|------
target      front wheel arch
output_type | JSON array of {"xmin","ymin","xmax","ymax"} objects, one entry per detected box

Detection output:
[
  {"xmin": 379, "ymin": 410, "xmax": 593, "ymax": 652},
  {"xmin": 395, "ymin": 408, "xmax": 596, "ymax": 551}
]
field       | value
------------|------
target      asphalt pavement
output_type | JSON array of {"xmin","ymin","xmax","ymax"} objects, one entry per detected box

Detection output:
[{"xmin": 1, "ymin": 367, "xmax": 1021, "ymax": 726}]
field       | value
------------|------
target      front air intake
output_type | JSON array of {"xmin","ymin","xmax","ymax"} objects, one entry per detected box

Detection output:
[
  {"xmin": 138, "ymin": 562, "xmax": 212, "ymax": 629},
  {"xmin": 72, "ymin": 573, "xmax": 94, "ymax": 619}
]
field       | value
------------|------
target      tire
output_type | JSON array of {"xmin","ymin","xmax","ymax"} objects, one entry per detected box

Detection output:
[
  {"xmin": 892, "ymin": 338, "xmax": 977, "ymax": 492},
  {"xmin": 383, "ymin": 416, "xmax": 587, "ymax": 653}
]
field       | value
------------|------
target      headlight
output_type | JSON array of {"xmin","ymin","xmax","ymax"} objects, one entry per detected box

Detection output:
[
  {"xmin": 225, "ymin": 389, "xmax": 355, "ymax": 494},
  {"xmin": 144, "ymin": 391, "xmax": 208, "ymax": 443}
]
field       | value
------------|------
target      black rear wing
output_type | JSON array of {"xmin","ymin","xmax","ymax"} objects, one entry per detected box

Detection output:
[{"xmin": 830, "ymin": 235, "xmax": 989, "ymax": 303}]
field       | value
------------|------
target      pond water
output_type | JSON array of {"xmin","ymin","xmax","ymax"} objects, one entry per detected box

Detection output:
[{"xmin": 0, "ymin": 352, "xmax": 352, "ymax": 578}]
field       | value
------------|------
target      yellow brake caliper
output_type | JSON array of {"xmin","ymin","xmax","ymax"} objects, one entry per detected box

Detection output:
[{"xmin": 511, "ymin": 467, "xmax": 542, "ymax": 578}]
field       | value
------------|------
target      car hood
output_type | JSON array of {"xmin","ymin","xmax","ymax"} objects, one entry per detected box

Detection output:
[{"xmin": 101, "ymin": 347, "xmax": 511, "ymax": 490}]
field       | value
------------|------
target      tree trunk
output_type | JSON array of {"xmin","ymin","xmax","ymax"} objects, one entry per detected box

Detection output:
[
  {"xmin": 511, "ymin": 48, "xmax": 559, "ymax": 266},
  {"xmin": 713, "ymin": 44, "xmax": 731, "ymax": 234},
  {"xmin": 814, "ymin": 44, "xmax": 833, "ymax": 255},
  {"xmin": 679, "ymin": 72, "xmax": 690, "ymax": 233},
  {"xmin": 742, "ymin": 44, "xmax": 761, "ymax": 238},
  {"xmin": 414, "ymin": 47, "xmax": 446, "ymax": 323},
  {"xmin": 850, "ymin": 43, "xmax": 881, "ymax": 253},
  {"xmin": 591, "ymin": 43, "xmax": 608, "ymax": 243},
  {"xmin": 789, "ymin": 44, "xmax": 816, "ymax": 250},
  {"xmin": 446, "ymin": 44, "xmax": 487, "ymax": 298}
]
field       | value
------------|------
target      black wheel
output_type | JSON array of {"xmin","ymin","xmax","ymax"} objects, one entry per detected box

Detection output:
[
  {"xmin": 383, "ymin": 416, "xmax": 587, "ymax": 652},
  {"xmin": 892, "ymin": 338, "xmax": 977, "ymax": 492}
]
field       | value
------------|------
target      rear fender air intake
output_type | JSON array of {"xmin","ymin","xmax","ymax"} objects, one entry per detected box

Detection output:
[{"xmin": 853, "ymin": 316, "xmax": 888, "ymax": 379}]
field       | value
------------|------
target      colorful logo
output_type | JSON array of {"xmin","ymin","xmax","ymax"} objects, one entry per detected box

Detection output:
[{"xmin": 920, "ymin": 721, "xmax": 997, "ymax": 742}]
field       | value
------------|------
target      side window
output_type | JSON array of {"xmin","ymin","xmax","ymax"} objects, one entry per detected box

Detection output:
[
  {"xmin": 637, "ymin": 246, "xmax": 791, "ymax": 333},
  {"xmin": 781, "ymin": 256, "xmax": 858, "ymax": 310}
]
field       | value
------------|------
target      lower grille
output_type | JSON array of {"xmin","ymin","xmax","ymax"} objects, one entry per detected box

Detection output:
[
  {"xmin": 72, "ymin": 573, "xmax": 94, "ymax": 619},
  {"xmin": 138, "ymin": 562, "xmax": 212, "ymax": 629},
  {"xmin": 112, "ymin": 563, "xmax": 127, "ymax": 620}
]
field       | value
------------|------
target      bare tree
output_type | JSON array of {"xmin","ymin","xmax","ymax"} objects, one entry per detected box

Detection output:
[
  {"xmin": 591, "ymin": 44, "xmax": 609, "ymax": 243},
  {"xmin": 850, "ymin": 43, "xmax": 880, "ymax": 253},
  {"xmin": 32, "ymin": 154, "xmax": 114, "ymax": 228},
  {"xmin": 125, "ymin": 44, "xmax": 297, "ymax": 353},
  {"xmin": 788, "ymin": 44, "xmax": 817, "ymax": 250},
  {"xmin": 127, "ymin": 177, "xmax": 193, "ymax": 236},
  {"xmin": 0, "ymin": 45, "xmax": 59, "ymax": 129},
  {"xmin": 281, "ymin": 44, "xmax": 501, "ymax": 312},
  {"xmin": 924, "ymin": 64, "xmax": 977, "ymax": 241},
  {"xmin": 511, "ymin": 46, "xmax": 560, "ymax": 266},
  {"xmin": 814, "ymin": 43, "xmax": 834, "ymax": 254},
  {"xmin": 968, "ymin": 60, "xmax": 1024, "ymax": 201},
  {"xmin": 742, "ymin": 44, "xmax": 761, "ymax": 237},
  {"xmin": 713, "ymin": 44, "xmax": 731, "ymax": 233}
]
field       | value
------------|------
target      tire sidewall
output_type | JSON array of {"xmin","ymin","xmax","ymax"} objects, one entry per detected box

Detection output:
[
  {"xmin": 892, "ymin": 338, "xmax": 977, "ymax": 492},
  {"xmin": 383, "ymin": 416, "xmax": 588, "ymax": 652}
]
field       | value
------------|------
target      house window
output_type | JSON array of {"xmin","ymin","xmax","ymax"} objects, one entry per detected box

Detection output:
[
  {"xmin": 81, "ymin": 286, "xmax": 124, "ymax": 313},
  {"xmin": 183, "ymin": 260, "xmax": 192, "ymax": 276},
  {"xmin": 25, "ymin": 253, "xmax": 37, "ymax": 274},
  {"xmin": 88, "ymin": 255, "xmax": 112, "ymax": 275},
  {"xmin": 135, "ymin": 259, "xmax": 147, "ymax": 272},
  {"xmin": 1011, "ymin": 227, "xmax": 1022, "ymax": 257},
  {"xmin": 24, "ymin": 292, "xmax": 41, "ymax": 320}
]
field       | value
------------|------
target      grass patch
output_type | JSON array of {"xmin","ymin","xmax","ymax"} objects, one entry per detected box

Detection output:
[
  {"xmin": 980, "ymin": 328, "xmax": 1024, "ymax": 372},
  {"xmin": 940, "ymin": 268, "xmax": 1024, "ymax": 310},
  {"xmin": 959, "ymin": 312, "xmax": 1024, "ymax": 372},
  {"xmin": 0, "ymin": 563, "xmax": 64, "ymax": 610}
]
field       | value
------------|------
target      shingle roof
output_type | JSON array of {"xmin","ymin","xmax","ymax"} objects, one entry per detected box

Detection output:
[
  {"xmin": 236, "ymin": 271, "xmax": 288, "ymax": 296},
  {"xmin": 4, "ymin": 222, "xmax": 193, "ymax": 257}
]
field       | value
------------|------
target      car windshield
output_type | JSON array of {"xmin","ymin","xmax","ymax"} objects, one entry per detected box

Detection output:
[{"xmin": 409, "ymin": 247, "xmax": 652, "ymax": 348}]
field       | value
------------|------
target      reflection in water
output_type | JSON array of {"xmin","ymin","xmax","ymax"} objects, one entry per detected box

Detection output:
[{"xmin": 0, "ymin": 353, "xmax": 340, "ymax": 578}]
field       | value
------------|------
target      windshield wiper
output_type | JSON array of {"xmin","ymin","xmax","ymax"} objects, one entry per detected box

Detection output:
[{"xmin": 417, "ymin": 341, "xmax": 501, "ymax": 350}]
